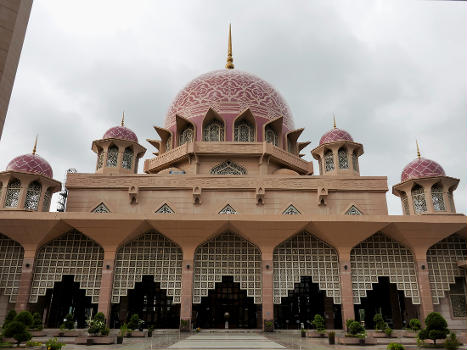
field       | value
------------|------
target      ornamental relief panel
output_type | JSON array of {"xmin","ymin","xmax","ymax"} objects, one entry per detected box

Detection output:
[
  {"xmin": 427, "ymin": 234, "xmax": 467, "ymax": 304},
  {"xmin": 30, "ymin": 230, "xmax": 104, "ymax": 303},
  {"xmin": 350, "ymin": 232, "xmax": 420, "ymax": 305},
  {"xmin": 273, "ymin": 231, "xmax": 341, "ymax": 305},
  {"xmin": 0, "ymin": 233, "xmax": 24, "ymax": 302},
  {"xmin": 193, "ymin": 232, "xmax": 262, "ymax": 304},
  {"xmin": 112, "ymin": 231, "xmax": 182, "ymax": 304}
]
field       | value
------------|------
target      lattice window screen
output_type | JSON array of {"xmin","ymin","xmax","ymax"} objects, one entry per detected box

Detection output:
[
  {"xmin": 338, "ymin": 148, "xmax": 349, "ymax": 169},
  {"xmin": 427, "ymin": 234, "xmax": 467, "ymax": 304},
  {"xmin": 273, "ymin": 231, "xmax": 341, "ymax": 305},
  {"xmin": 282, "ymin": 205, "xmax": 300, "ymax": 215},
  {"xmin": 155, "ymin": 203, "xmax": 175, "ymax": 214},
  {"xmin": 210, "ymin": 160, "xmax": 247, "ymax": 175},
  {"xmin": 345, "ymin": 205, "xmax": 362, "ymax": 215},
  {"xmin": 112, "ymin": 231, "xmax": 182, "ymax": 304},
  {"xmin": 324, "ymin": 150, "xmax": 334, "ymax": 172},
  {"xmin": 0, "ymin": 233, "xmax": 24, "ymax": 302},
  {"xmin": 193, "ymin": 232, "xmax": 262, "ymax": 304},
  {"xmin": 350, "ymin": 232, "xmax": 420, "ymax": 305},
  {"xmin": 219, "ymin": 204, "xmax": 237, "ymax": 215},
  {"xmin": 92, "ymin": 203, "xmax": 110, "ymax": 213},
  {"xmin": 29, "ymin": 230, "xmax": 104, "ymax": 303}
]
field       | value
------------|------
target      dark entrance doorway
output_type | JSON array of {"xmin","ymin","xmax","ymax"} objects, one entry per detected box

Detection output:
[
  {"xmin": 192, "ymin": 276, "xmax": 260, "ymax": 329},
  {"xmin": 110, "ymin": 275, "xmax": 179, "ymax": 329},
  {"xmin": 274, "ymin": 276, "xmax": 342, "ymax": 329},
  {"xmin": 354, "ymin": 277, "xmax": 419, "ymax": 329},
  {"xmin": 32, "ymin": 275, "xmax": 96, "ymax": 328}
]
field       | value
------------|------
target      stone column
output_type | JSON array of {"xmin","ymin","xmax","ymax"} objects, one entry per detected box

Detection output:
[
  {"xmin": 15, "ymin": 249, "xmax": 36, "ymax": 312},
  {"xmin": 97, "ymin": 250, "xmax": 116, "ymax": 324},
  {"xmin": 414, "ymin": 255, "xmax": 434, "ymax": 326},
  {"xmin": 262, "ymin": 259, "xmax": 274, "ymax": 330},
  {"xmin": 338, "ymin": 249, "xmax": 355, "ymax": 326},
  {"xmin": 180, "ymin": 258, "xmax": 193, "ymax": 330}
]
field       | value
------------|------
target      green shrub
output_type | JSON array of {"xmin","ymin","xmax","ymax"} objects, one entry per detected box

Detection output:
[
  {"xmin": 93, "ymin": 312, "xmax": 106, "ymax": 323},
  {"xmin": 2, "ymin": 310, "xmax": 16, "ymax": 329},
  {"xmin": 444, "ymin": 333, "xmax": 460, "ymax": 350},
  {"xmin": 119, "ymin": 323, "xmax": 128, "ymax": 337},
  {"xmin": 409, "ymin": 318, "xmax": 421, "ymax": 331},
  {"xmin": 312, "ymin": 314, "xmax": 325, "ymax": 331},
  {"xmin": 31, "ymin": 313, "xmax": 43, "ymax": 331},
  {"xmin": 418, "ymin": 312, "xmax": 449, "ymax": 345},
  {"xmin": 373, "ymin": 313, "xmax": 386, "ymax": 331},
  {"xmin": 87, "ymin": 313, "xmax": 106, "ymax": 335},
  {"xmin": 62, "ymin": 313, "xmax": 74, "ymax": 330},
  {"xmin": 14, "ymin": 311, "xmax": 33, "ymax": 328},
  {"xmin": 26, "ymin": 340, "xmax": 43, "ymax": 347},
  {"xmin": 345, "ymin": 319, "xmax": 354, "ymax": 331},
  {"xmin": 387, "ymin": 342, "xmax": 405, "ymax": 350},
  {"xmin": 45, "ymin": 337, "xmax": 65, "ymax": 350},
  {"xmin": 100, "ymin": 327, "xmax": 110, "ymax": 336},
  {"xmin": 263, "ymin": 320, "xmax": 274, "ymax": 332},
  {"xmin": 3, "ymin": 320, "xmax": 32, "ymax": 347},
  {"xmin": 348, "ymin": 321, "xmax": 364, "ymax": 335},
  {"xmin": 385, "ymin": 328, "xmax": 393, "ymax": 337},
  {"xmin": 127, "ymin": 314, "xmax": 140, "ymax": 331}
]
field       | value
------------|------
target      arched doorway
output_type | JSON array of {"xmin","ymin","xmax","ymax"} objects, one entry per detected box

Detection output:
[
  {"xmin": 193, "ymin": 276, "xmax": 259, "ymax": 329},
  {"xmin": 37, "ymin": 275, "xmax": 96, "ymax": 328},
  {"xmin": 192, "ymin": 232, "xmax": 262, "ymax": 329}
]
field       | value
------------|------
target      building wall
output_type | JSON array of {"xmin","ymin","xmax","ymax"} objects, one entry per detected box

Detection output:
[{"xmin": 0, "ymin": 0, "xmax": 32, "ymax": 139}]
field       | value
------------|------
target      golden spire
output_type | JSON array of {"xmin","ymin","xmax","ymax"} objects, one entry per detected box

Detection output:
[
  {"xmin": 226, "ymin": 23, "xmax": 234, "ymax": 69},
  {"xmin": 121, "ymin": 111, "xmax": 125, "ymax": 126},
  {"xmin": 333, "ymin": 114, "xmax": 336, "ymax": 129},
  {"xmin": 416, "ymin": 140, "xmax": 421, "ymax": 158},
  {"xmin": 32, "ymin": 135, "xmax": 38, "ymax": 155}
]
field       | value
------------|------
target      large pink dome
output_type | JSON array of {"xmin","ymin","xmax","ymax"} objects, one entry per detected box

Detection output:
[
  {"xmin": 165, "ymin": 69, "xmax": 294, "ymax": 132},
  {"xmin": 6, "ymin": 153, "xmax": 53, "ymax": 178},
  {"xmin": 401, "ymin": 157, "xmax": 445, "ymax": 182},
  {"xmin": 319, "ymin": 128, "xmax": 353, "ymax": 145},
  {"xmin": 103, "ymin": 126, "xmax": 138, "ymax": 143}
]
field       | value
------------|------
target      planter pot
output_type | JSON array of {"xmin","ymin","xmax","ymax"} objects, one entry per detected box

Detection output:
[
  {"xmin": 301, "ymin": 332, "xmax": 306, "ymax": 338},
  {"xmin": 116, "ymin": 336, "xmax": 123, "ymax": 344},
  {"xmin": 148, "ymin": 331, "xmax": 153, "ymax": 337},
  {"xmin": 307, "ymin": 330, "xmax": 327, "ymax": 338},
  {"xmin": 329, "ymin": 337, "xmax": 335, "ymax": 345},
  {"xmin": 359, "ymin": 338, "xmax": 365, "ymax": 345}
]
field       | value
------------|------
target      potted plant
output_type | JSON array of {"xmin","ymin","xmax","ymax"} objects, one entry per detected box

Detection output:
[
  {"xmin": 387, "ymin": 342, "xmax": 405, "ymax": 350},
  {"xmin": 385, "ymin": 327, "xmax": 393, "ymax": 338},
  {"xmin": 444, "ymin": 333, "xmax": 460, "ymax": 350},
  {"xmin": 263, "ymin": 320, "xmax": 274, "ymax": 332},
  {"xmin": 87, "ymin": 312, "xmax": 106, "ymax": 336},
  {"xmin": 127, "ymin": 314, "xmax": 140, "ymax": 333},
  {"xmin": 180, "ymin": 319, "xmax": 190, "ymax": 332},
  {"xmin": 147, "ymin": 325, "xmax": 154, "ymax": 337},
  {"xmin": 328, "ymin": 331, "xmax": 335, "ymax": 345},
  {"xmin": 117, "ymin": 323, "xmax": 127, "ymax": 344},
  {"xmin": 312, "ymin": 314, "xmax": 326, "ymax": 337},
  {"xmin": 301, "ymin": 328, "xmax": 306, "ymax": 338}
]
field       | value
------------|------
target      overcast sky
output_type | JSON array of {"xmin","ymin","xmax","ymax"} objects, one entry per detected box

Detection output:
[{"xmin": 0, "ymin": 0, "xmax": 465, "ymax": 214}]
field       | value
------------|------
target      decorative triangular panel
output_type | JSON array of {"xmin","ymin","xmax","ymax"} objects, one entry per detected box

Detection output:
[
  {"xmin": 92, "ymin": 202, "xmax": 110, "ymax": 213},
  {"xmin": 155, "ymin": 203, "xmax": 175, "ymax": 214},
  {"xmin": 219, "ymin": 204, "xmax": 237, "ymax": 215},
  {"xmin": 210, "ymin": 160, "xmax": 247, "ymax": 175},
  {"xmin": 345, "ymin": 205, "xmax": 362, "ymax": 215},
  {"xmin": 282, "ymin": 204, "xmax": 301, "ymax": 215}
]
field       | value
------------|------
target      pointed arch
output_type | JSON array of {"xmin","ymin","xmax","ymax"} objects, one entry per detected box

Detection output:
[
  {"xmin": 202, "ymin": 108, "xmax": 225, "ymax": 142},
  {"xmin": 122, "ymin": 146, "xmax": 134, "ymax": 169},
  {"xmin": 233, "ymin": 109, "xmax": 256, "ymax": 142},
  {"xmin": 155, "ymin": 203, "xmax": 175, "ymax": 214},
  {"xmin": 193, "ymin": 231, "xmax": 262, "ymax": 304},
  {"xmin": 350, "ymin": 232, "xmax": 420, "ymax": 305},
  {"xmin": 338, "ymin": 147, "xmax": 349, "ymax": 169},
  {"xmin": 24, "ymin": 180, "xmax": 42, "ymax": 211},
  {"xmin": 431, "ymin": 183, "xmax": 445, "ymax": 211},
  {"xmin": 411, "ymin": 184, "xmax": 427, "ymax": 214},
  {"xmin": 324, "ymin": 149, "xmax": 334, "ymax": 172},
  {"xmin": 106, "ymin": 144, "xmax": 119, "ymax": 167},
  {"xmin": 111, "ymin": 231, "xmax": 183, "ymax": 304},
  {"xmin": 29, "ymin": 230, "xmax": 104, "ymax": 303},
  {"xmin": 210, "ymin": 160, "xmax": 247, "ymax": 175},
  {"xmin": 4, "ymin": 178, "xmax": 21, "ymax": 208},
  {"xmin": 219, "ymin": 204, "xmax": 237, "ymax": 215},
  {"xmin": 176, "ymin": 114, "xmax": 196, "ymax": 146},
  {"xmin": 273, "ymin": 231, "xmax": 341, "ymax": 304},
  {"xmin": 0, "ymin": 233, "xmax": 24, "ymax": 302},
  {"xmin": 263, "ymin": 116, "xmax": 282, "ymax": 146}
]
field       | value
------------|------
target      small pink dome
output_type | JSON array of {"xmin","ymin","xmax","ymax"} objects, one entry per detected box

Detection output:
[
  {"xmin": 6, "ymin": 153, "xmax": 53, "ymax": 178},
  {"xmin": 401, "ymin": 157, "xmax": 445, "ymax": 182},
  {"xmin": 319, "ymin": 128, "xmax": 353, "ymax": 145},
  {"xmin": 103, "ymin": 126, "xmax": 138, "ymax": 143}
]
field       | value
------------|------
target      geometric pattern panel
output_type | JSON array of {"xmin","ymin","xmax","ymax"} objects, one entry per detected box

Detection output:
[
  {"xmin": 350, "ymin": 232, "xmax": 420, "ymax": 305},
  {"xmin": 29, "ymin": 230, "xmax": 104, "ymax": 303},
  {"xmin": 345, "ymin": 205, "xmax": 362, "ymax": 215},
  {"xmin": 427, "ymin": 234, "xmax": 467, "ymax": 304},
  {"xmin": 193, "ymin": 232, "xmax": 262, "ymax": 304},
  {"xmin": 111, "ymin": 231, "xmax": 183, "ymax": 304},
  {"xmin": 210, "ymin": 160, "xmax": 247, "ymax": 175},
  {"xmin": 219, "ymin": 204, "xmax": 237, "ymax": 215},
  {"xmin": 155, "ymin": 203, "xmax": 175, "ymax": 214},
  {"xmin": 282, "ymin": 204, "xmax": 300, "ymax": 215},
  {"xmin": 0, "ymin": 233, "xmax": 24, "ymax": 302},
  {"xmin": 273, "ymin": 231, "xmax": 341, "ymax": 305},
  {"xmin": 92, "ymin": 203, "xmax": 110, "ymax": 213}
]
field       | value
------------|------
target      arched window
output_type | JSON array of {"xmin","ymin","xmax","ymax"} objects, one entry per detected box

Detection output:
[
  {"xmin": 265, "ymin": 126, "xmax": 278, "ymax": 146},
  {"xmin": 401, "ymin": 192, "xmax": 410, "ymax": 215},
  {"xmin": 25, "ymin": 181, "xmax": 42, "ymax": 211},
  {"xmin": 96, "ymin": 148, "xmax": 104, "ymax": 170},
  {"xmin": 234, "ymin": 120, "xmax": 254, "ymax": 142},
  {"xmin": 411, "ymin": 184, "xmax": 427, "ymax": 214},
  {"xmin": 352, "ymin": 151, "xmax": 358, "ymax": 171},
  {"xmin": 122, "ymin": 147, "xmax": 133, "ymax": 169},
  {"xmin": 165, "ymin": 136, "xmax": 172, "ymax": 152},
  {"xmin": 42, "ymin": 188, "xmax": 52, "ymax": 212},
  {"xmin": 179, "ymin": 127, "xmax": 194, "ymax": 145},
  {"xmin": 203, "ymin": 121, "xmax": 224, "ymax": 141},
  {"xmin": 5, "ymin": 179, "xmax": 21, "ymax": 208},
  {"xmin": 338, "ymin": 148, "xmax": 349, "ymax": 169},
  {"xmin": 324, "ymin": 150, "xmax": 334, "ymax": 172},
  {"xmin": 106, "ymin": 145, "xmax": 118, "ymax": 167},
  {"xmin": 431, "ymin": 183, "xmax": 445, "ymax": 211}
]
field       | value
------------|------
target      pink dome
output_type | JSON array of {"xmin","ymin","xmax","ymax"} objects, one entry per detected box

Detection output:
[
  {"xmin": 165, "ymin": 69, "xmax": 294, "ymax": 132},
  {"xmin": 401, "ymin": 157, "xmax": 445, "ymax": 182},
  {"xmin": 103, "ymin": 126, "xmax": 138, "ymax": 143},
  {"xmin": 6, "ymin": 153, "xmax": 53, "ymax": 178},
  {"xmin": 319, "ymin": 128, "xmax": 353, "ymax": 145}
]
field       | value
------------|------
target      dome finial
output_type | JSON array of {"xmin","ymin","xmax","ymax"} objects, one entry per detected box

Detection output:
[
  {"xmin": 226, "ymin": 23, "xmax": 234, "ymax": 69},
  {"xmin": 121, "ymin": 111, "xmax": 125, "ymax": 126},
  {"xmin": 333, "ymin": 113, "xmax": 336, "ymax": 129},
  {"xmin": 32, "ymin": 134, "xmax": 38, "ymax": 155},
  {"xmin": 416, "ymin": 139, "xmax": 421, "ymax": 158}
]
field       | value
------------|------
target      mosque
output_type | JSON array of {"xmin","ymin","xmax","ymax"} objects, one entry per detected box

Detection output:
[{"xmin": 0, "ymin": 27, "xmax": 466, "ymax": 331}]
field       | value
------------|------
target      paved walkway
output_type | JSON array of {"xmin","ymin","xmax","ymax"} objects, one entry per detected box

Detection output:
[{"xmin": 169, "ymin": 333, "xmax": 284, "ymax": 349}]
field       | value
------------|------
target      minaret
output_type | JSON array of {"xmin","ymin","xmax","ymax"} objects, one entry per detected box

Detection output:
[{"xmin": 226, "ymin": 24, "xmax": 234, "ymax": 69}]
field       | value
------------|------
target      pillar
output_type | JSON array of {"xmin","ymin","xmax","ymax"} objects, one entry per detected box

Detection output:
[
  {"xmin": 15, "ymin": 249, "xmax": 36, "ymax": 312},
  {"xmin": 415, "ymin": 255, "xmax": 434, "ymax": 326},
  {"xmin": 262, "ymin": 258, "xmax": 273, "ymax": 330},
  {"xmin": 97, "ymin": 250, "xmax": 116, "ymax": 324},
  {"xmin": 180, "ymin": 258, "xmax": 193, "ymax": 330},
  {"xmin": 339, "ymin": 249, "xmax": 355, "ymax": 326}
]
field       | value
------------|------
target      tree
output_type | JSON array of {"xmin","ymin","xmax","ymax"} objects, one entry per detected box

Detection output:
[
  {"xmin": 14, "ymin": 311, "xmax": 33, "ymax": 328},
  {"xmin": 3, "ymin": 320, "xmax": 31, "ymax": 347},
  {"xmin": 373, "ymin": 313, "xmax": 387, "ymax": 331},
  {"xmin": 348, "ymin": 321, "xmax": 365, "ymax": 335},
  {"xmin": 2, "ymin": 310, "xmax": 16, "ymax": 329},
  {"xmin": 31, "ymin": 312, "xmax": 43, "ymax": 330},
  {"xmin": 62, "ymin": 313, "xmax": 74, "ymax": 330},
  {"xmin": 408, "ymin": 319, "xmax": 421, "ymax": 331},
  {"xmin": 418, "ymin": 312, "xmax": 449, "ymax": 345},
  {"xmin": 127, "ymin": 314, "xmax": 140, "ymax": 331},
  {"xmin": 312, "ymin": 314, "xmax": 325, "ymax": 331}
]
